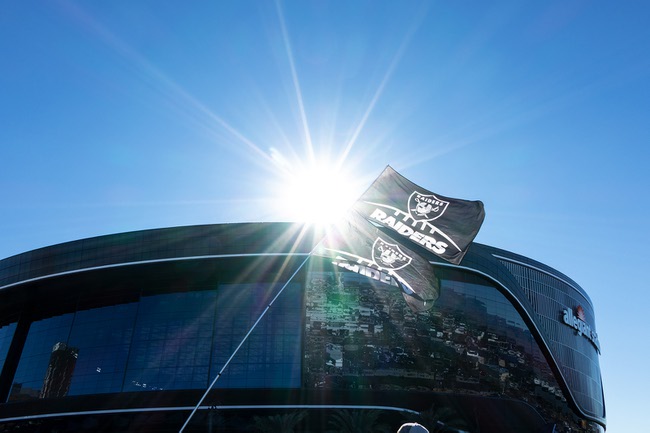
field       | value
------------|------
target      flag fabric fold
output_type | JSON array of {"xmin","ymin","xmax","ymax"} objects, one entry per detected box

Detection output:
[
  {"xmin": 353, "ymin": 165, "xmax": 485, "ymax": 265},
  {"xmin": 315, "ymin": 211, "xmax": 440, "ymax": 312}
]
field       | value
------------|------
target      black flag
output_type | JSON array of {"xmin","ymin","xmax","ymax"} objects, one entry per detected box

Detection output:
[
  {"xmin": 353, "ymin": 166, "xmax": 485, "ymax": 264},
  {"xmin": 315, "ymin": 211, "xmax": 440, "ymax": 312}
]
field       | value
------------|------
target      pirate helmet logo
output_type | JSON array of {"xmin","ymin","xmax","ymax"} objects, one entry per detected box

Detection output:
[
  {"xmin": 372, "ymin": 238, "xmax": 412, "ymax": 271},
  {"xmin": 408, "ymin": 191, "xmax": 449, "ymax": 222}
]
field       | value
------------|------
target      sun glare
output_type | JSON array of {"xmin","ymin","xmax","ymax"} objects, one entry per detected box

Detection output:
[{"xmin": 277, "ymin": 161, "xmax": 361, "ymax": 225}]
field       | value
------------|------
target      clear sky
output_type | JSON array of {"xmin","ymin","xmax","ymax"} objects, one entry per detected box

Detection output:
[{"xmin": 1, "ymin": 1, "xmax": 648, "ymax": 430}]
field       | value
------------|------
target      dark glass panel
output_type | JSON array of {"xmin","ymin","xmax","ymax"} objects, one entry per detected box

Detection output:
[
  {"xmin": 67, "ymin": 303, "xmax": 138, "ymax": 395},
  {"xmin": 211, "ymin": 282, "xmax": 302, "ymax": 389},
  {"xmin": 124, "ymin": 291, "xmax": 217, "ymax": 392},
  {"xmin": 9, "ymin": 314, "xmax": 74, "ymax": 401},
  {"xmin": 499, "ymin": 259, "xmax": 604, "ymax": 418},
  {"xmin": 0, "ymin": 322, "xmax": 17, "ymax": 374}
]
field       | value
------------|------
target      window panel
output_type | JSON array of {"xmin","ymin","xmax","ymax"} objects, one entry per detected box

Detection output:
[
  {"xmin": 9, "ymin": 314, "xmax": 74, "ymax": 401},
  {"xmin": 0, "ymin": 323, "xmax": 17, "ymax": 374},
  {"xmin": 211, "ymin": 282, "xmax": 302, "ymax": 389},
  {"xmin": 124, "ymin": 291, "xmax": 217, "ymax": 392}
]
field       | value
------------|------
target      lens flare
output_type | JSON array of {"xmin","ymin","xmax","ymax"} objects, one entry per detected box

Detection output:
[{"xmin": 275, "ymin": 160, "xmax": 360, "ymax": 225}]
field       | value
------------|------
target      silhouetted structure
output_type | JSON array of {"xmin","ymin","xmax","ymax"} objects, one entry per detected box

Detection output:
[{"xmin": 0, "ymin": 223, "xmax": 605, "ymax": 432}]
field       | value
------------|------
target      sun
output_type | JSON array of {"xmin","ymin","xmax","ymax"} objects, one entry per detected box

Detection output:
[{"xmin": 274, "ymin": 159, "xmax": 361, "ymax": 225}]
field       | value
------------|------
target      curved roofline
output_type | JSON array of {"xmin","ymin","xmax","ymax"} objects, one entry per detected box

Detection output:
[
  {"xmin": 474, "ymin": 242, "xmax": 592, "ymax": 306},
  {"xmin": 0, "ymin": 223, "xmax": 590, "ymax": 300}
]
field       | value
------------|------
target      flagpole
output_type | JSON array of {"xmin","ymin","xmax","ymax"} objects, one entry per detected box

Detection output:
[
  {"xmin": 178, "ymin": 168, "xmax": 389, "ymax": 432},
  {"xmin": 178, "ymin": 250, "xmax": 314, "ymax": 433}
]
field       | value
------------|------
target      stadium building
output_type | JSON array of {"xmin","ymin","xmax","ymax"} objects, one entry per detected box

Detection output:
[{"xmin": 0, "ymin": 222, "xmax": 605, "ymax": 432}]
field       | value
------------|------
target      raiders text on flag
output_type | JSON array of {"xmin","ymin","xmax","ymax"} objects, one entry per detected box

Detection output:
[
  {"xmin": 353, "ymin": 166, "xmax": 485, "ymax": 264},
  {"xmin": 315, "ymin": 211, "xmax": 440, "ymax": 312}
]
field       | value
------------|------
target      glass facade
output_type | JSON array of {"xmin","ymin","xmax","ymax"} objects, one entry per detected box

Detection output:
[
  {"xmin": 0, "ymin": 223, "xmax": 605, "ymax": 432},
  {"xmin": 0, "ymin": 323, "xmax": 17, "ymax": 378},
  {"xmin": 303, "ymin": 262, "xmax": 570, "ymax": 426},
  {"xmin": 8, "ymin": 281, "xmax": 302, "ymax": 402},
  {"xmin": 125, "ymin": 292, "xmax": 213, "ymax": 392},
  {"xmin": 69, "ymin": 303, "xmax": 137, "ymax": 395},
  {"xmin": 499, "ymin": 259, "xmax": 604, "ymax": 419},
  {"xmin": 212, "ymin": 282, "xmax": 302, "ymax": 389}
]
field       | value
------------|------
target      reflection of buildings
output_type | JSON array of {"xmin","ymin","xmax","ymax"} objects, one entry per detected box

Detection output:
[
  {"xmin": 40, "ymin": 342, "xmax": 78, "ymax": 398},
  {"xmin": 303, "ymin": 272, "xmax": 572, "ymax": 425},
  {"xmin": 0, "ymin": 223, "xmax": 604, "ymax": 433}
]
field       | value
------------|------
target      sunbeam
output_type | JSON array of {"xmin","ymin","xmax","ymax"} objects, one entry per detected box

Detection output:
[
  {"xmin": 337, "ymin": 3, "xmax": 429, "ymax": 169},
  {"xmin": 59, "ymin": 0, "xmax": 274, "ymax": 166},
  {"xmin": 270, "ymin": 154, "xmax": 362, "ymax": 225},
  {"xmin": 275, "ymin": 0, "xmax": 315, "ymax": 163}
]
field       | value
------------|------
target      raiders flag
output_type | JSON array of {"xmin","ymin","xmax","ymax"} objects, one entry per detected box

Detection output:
[
  {"xmin": 354, "ymin": 166, "xmax": 485, "ymax": 265},
  {"xmin": 315, "ymin": 211, "xmax": 440, "ymax": 312}
]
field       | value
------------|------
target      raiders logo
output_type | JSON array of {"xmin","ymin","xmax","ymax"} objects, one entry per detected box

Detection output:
[
  {"xmin": 408, "ymin": 191, "xmax": 449, "ymax": 222},
  {"xmin": 371, "ymin": 238, "xmax": 412, "ymax": 270}
]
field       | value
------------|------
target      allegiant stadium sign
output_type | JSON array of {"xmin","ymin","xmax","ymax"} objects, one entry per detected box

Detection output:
[{"xmin": 561, "ymin": 305, "xmax": 601, "ymax": 353}]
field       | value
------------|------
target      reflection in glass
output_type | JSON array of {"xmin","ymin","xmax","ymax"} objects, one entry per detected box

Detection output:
[
  {"xmin": 0, "ymin": 322, "xmax": 17, "ymax": 374},
  {"xmin": 7, "ymin": 281, "xmax": 305, "ymax": 399},
  {"xmin": 501, "ymin": 259, "xmax": 604, "ymax": 419},
  {"xmin": 124, "ymin": 291, "xmax": 216, "ymax": 392},
  {"xmin": 68, "ymin": 303, "xmax": 138, "ymax": 395},
  {"xmin": 212, "ymin": 282, "xmax": 302, "ymax": 388},
  {"xmin": 304, "ymin": 265, "xmax": 568, "ymax": 424},
  {"xmin": 9, "ymin": 314, "xmax": 74, "ymax": 401},
  {"xmin": 40, "ymin": 342, "xmax": 78, "ymax": 398}
]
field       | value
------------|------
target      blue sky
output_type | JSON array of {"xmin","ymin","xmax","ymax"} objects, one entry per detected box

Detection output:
[{"xmin": 1, "ymin": 1, "xmax": 649, "ymax": 430}]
